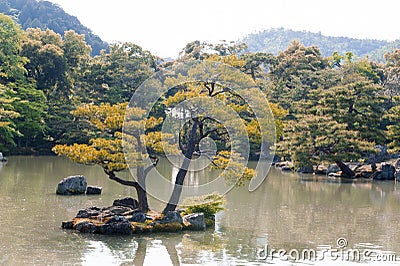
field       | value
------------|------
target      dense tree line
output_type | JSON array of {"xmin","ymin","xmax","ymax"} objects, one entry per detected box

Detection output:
[
  {"xmin": 0, "ymin": 14, "xmax": 156, "ymax": 153},
  {"xmin": 1, "ymin": 14, "xmax": 400, "ymax": 172}
]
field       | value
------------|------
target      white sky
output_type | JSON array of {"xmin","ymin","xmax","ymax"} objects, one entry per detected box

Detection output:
[{"xmin": 47, "ymin": 0, "xmax": 400, "ymax": 58}]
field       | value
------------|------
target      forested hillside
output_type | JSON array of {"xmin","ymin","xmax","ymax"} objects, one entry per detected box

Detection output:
[
  {"xmin": 0, "ymin": 0, "xmax": 107, "ymax": 55},
  {"xmin": 242, "ymin": 28, "xmax": 400, "ymax": 61}
]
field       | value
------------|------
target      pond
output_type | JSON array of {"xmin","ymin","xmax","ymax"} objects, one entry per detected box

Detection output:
[{"xmin": 0, "ymin": 156, "xmax": 400, "ymax": 265}]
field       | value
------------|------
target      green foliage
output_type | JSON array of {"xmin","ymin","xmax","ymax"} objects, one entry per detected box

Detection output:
[
  {"xmin": 182, "ymin": 193, "xmax": 226, "ymax": 218},
  {"xmin": 0, "ymin": 14, "xmax": 47, "ymax": 151},
  {"xmin": 387, "ymin": 101, "xmax": 400, "ymax": 153},
  {"xmin": 79, "ymin": 42, "xmax": 157, "ymax": 104}
]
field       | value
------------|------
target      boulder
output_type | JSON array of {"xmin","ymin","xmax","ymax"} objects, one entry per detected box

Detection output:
[
  {"xmin": 113, "ymin": 197, "xmax": 139, "ymax": 209},
  {"xmin": 0, "ymin": 152, "xmax": 6, "ymax": 162},
  {"xmin": 381, "ymin": 163, "xmax": 396, "ymax": 180},
  {"xmin": 74, "ymin": 221, "xmax": 96, "ymax": 234},
  {"xmin": 104, "ymin": 205, "xmax": 133, "ymax": 215},
  {"xmin": 372, "ymin": 163, "xmax": 396, "ymax": 181},
  {"xmin": 314, "ymin": 165, "xmax": 327, "ymax": 175},
  {"xmin": 328, "ymin": 172, "xmax": 342, "ymax": 178},
  {"xmin": 281, "ymin": 166, "xmax": 293, "ymax": 172},
  {"xmin": 99, "ymin": 215, "xmax": 133, "ymax": 235},
  {"xmin": 395, "ymin": 171, "xmax": 400, "ymax": 181},
  {"xmin": 354, "ymin": 164, "xmax": 374, "ymax": 179},
  {"xmin": 56, "ymin": 175, "xmax": 87, "ymax": 195},
  {"xmin": 274, "ymin": 161, "xmax": 288, "ymax": 167},
  {"xmin": 86, "ymin": 186, "xmax": 102, "ymax": 195},
  {"xmin": 297, "ymin": 166, "xmax": 313, "ymax": 174},
  {"xmin": 61, "ymin": 221, "xmax": 74, "ymax": 229},
  {"xmin": 128, "ymin": 212, "xmax": 146, "ymax": 223},
  {"xmin": 183, "ymin": 213, "xmax": 206, "ymax": 231},
  {"xmin": 159, "ymin": 211, "xmax": 183, "ymax": 224},
  {"xmin": 76, "ymin": 206, "xmax": 101, "ymax": 218},
  {"xmin": 327, "ymin": 164, "xmax": 340, "ymax": 174},
  {"xmin": 395, "ymin": 159, "xmax": 400, "ymax": 170}
]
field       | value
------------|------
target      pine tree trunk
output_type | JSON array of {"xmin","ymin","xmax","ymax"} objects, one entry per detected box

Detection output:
[
  {"xmin": 137, "ymin": 166, "xmax": 149, "ymax": 212},
  {"xmin": 335, "ymin": 160, "xmax": 355, "ymax": 178},
  {"xmin": 162, "ymin": 119, "xmax": 198, "ymax": 214}
]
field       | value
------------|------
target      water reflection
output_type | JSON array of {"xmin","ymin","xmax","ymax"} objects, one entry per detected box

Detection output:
[{"xmin": 0, "ymin": 156, "xmax": 400, "ymax": 265}]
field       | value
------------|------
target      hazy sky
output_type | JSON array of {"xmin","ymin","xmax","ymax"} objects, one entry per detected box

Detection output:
[{"xmin": 48, "ymin": 0, "xmax": 400, "ymax": 58}]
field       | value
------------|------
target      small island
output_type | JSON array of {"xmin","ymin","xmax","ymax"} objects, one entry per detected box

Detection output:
[{"xmin": 61, "ymin": 194, "xmax": 223, "ymax": 235}]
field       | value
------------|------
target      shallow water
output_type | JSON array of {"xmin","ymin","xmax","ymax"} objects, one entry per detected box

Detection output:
[{"xmin": 0, "ymin": 156, "xmax": 400, "ymax": 265}]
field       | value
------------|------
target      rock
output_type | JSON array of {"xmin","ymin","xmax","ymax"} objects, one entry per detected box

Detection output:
[
  {"xmin": 105, "ymin": 205, "xmax": 133, "ymax": 215},
  {"xmin": 354, "ymin": 164, "xmax": 374, "ymax": 179},
  {"xmin": 61, "ymin": 221, "xmax": 74, "ymax": 229},
  {"xmin": 160, "ymin": 211, "xmax": 183, "ymax": 224},
  {"xmin": 106, "ymin": 215, "xmax": 128, "ymax": 224},
  {"xmin": 395, "ymin": 159, "xmax": 400, "ymax": 170},
  {"xmin": 56, "ymin": 175, "xmax": 87, "ymax": 195},
  {"xmin": 113, "ymin": 197, "xmax": 139, "ymax": 209},
  {"xmin": 74, "ymin": 221, "xmax": 96, "ymax": 233},
  {"xmin": 128, "ymin": 212, "xmax": 146, "ymax": 223},
  {"xmin": 76, "ymin": 206, "xmax": 101, "ymax": 218},
  {"xmin": 371, "ymin": 170, "xmax": 383, "ymax": 180},
  {"xmin": 314, "ymin": 165, "xmax": 327, "ymax": 175},
  {"xmin": 328, "ymin": 172, "xmax": 342, "ymax": 178},
  {"xmin": 183, "ymin": 213, "xmax": 206, "ymax": 231},
  {"xmin": 297, "ymin": 166, "xmax": 313, "ymax": 174},
  {"xmin": 281, "ymin": 166, "xmax": 293, "ymax": 172},
  {"xmin": 327, "ymin": 164, "xmax": 340, "ymax": 174},
  {"xmin": 99, "ymin": 215, "xmax": 133, "ymax": 235},
  {"xmin": 356, "ymin": 171, "xmax": 373, "ymax": 179},
  {"xmin": 380, "ymin": 163, "xmax": 396, "ymax": 180},
  {"xmin": 153, "ymin": 222, "xmax": 182, "ymax": 232},
  {"xmin": 274, "ymin": 161, "xmax": 287, "ymax": 167},
  {"xmin": 0, "ymin": 152, "xmax": 6, "ymax": 162},
  {"xmin": 86, "ymin": 186, "xmax": 102, "ymax": 195},
  {"xmin": 205, "ymin": 215, "xmax": 215, "ymax": 227},
  {"xmin": 395, "ymin": 171, "xmax": 400, "ymax": 181}
]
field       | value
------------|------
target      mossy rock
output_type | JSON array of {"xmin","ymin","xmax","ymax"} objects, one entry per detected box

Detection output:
[
  {"xmin": 153, "ymin": 222, "xmax": 183, "ymax": 232},
  {"xmin": 205, "ymin": 218, "xmax": 215, "ymax": 228},
  {"xmin": 131, "ymin": 222, "xmax": 153, "ymax": 233}
]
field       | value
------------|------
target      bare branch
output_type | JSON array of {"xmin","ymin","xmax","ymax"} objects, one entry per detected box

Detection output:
[{"xmin": 104, "ymin": 169, "xmax": 140, "ymax": 188}]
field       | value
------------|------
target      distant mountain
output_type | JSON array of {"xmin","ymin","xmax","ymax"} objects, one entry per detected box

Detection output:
[
  {"xmin": 242, "ymin": 28, "xmax": 400, "ymax": 61},
  {"xmin": 0, "ymin": 0, "xmax": 108, "ymax": 55}
]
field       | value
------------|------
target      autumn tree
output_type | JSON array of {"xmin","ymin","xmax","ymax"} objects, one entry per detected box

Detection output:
[
  {"xmin": 52, "ymin": 103, "xmax": 172, "ymax": 211},
  {"xmin": 155, "ymin": 60, "xmax": 274, "ymax": 213}
]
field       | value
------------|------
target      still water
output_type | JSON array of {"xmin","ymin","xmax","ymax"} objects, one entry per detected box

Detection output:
[{"xmin": 0, "ymin": 156, "xmax": 400, "ymax": 265}]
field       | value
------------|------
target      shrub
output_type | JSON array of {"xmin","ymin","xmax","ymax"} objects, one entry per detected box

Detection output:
[{"xmin": 182, "ymin": 192, "xmax": 226, "ymax": 218}]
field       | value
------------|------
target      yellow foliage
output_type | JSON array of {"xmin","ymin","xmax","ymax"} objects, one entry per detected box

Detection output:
[
  {"xmin": 72, "ymin": 102, "xmax": 127, "ymax": 132},
  {"xmin": 53, "ymin": 102, "xmax": 172, "ymax": 172},
  {"xmin": 205, "ymin": 54, "xmax": 246, "ymax": 68},
  {"xmin": 211, "ymin": 151, "xmax": 255, "ymax": 186}
]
